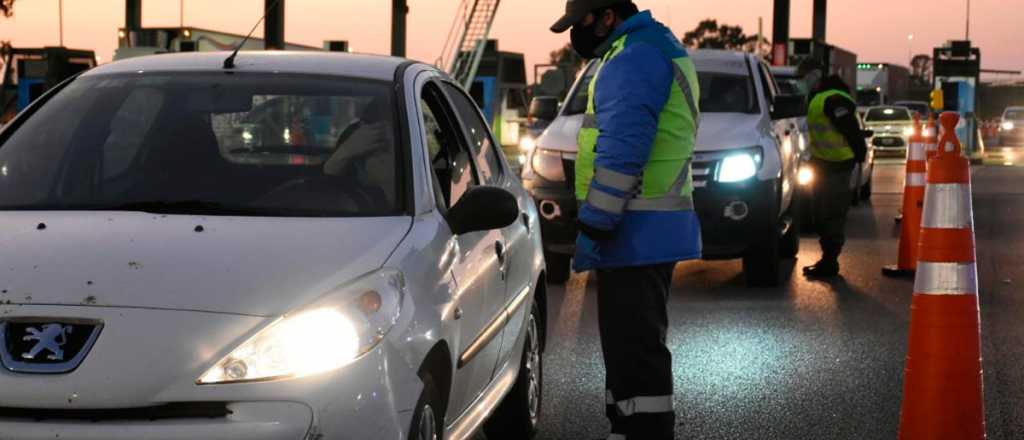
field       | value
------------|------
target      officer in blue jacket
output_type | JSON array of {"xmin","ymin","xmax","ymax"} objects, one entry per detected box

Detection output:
[{"xmin": 551, "ymin": 1, "xmax": 702, "ymax": 438}]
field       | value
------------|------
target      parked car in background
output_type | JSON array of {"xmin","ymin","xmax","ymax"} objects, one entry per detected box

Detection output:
[
  {"xmin": 863, "ymin": 105, "xmax": 915, "ymax": 157},
  {"xmin": 999, "ymin": 106, "xmax": 1024, "ymax": 146},
  {"xmin": 525, "ymin": 96, "xmax": 559, "ymax": 135},
  {"xmin": 523, "ymin": 50, "xmax": 806, "ymax": 287},
  {"xmin": 0, "ymin": 52, "xmax": 547, "ymax": 440}
]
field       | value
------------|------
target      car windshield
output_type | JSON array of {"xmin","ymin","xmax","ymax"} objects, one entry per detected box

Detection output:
[
  {"xmin": 697, "ymin": 71, "xmax": 758, "ymax": 114},
  {"xmin": 865, "ymin": 107, "xmax": 912, "ymax": 122},
  {"xmin": 562, "ymin": 63, "xmax": 598, "ymax": 116},
  {"xmin": 775, "ymin": 77, "xmax": 807, "ymax": 98},
  {"xmin": 1005, "ymin": 110, "xmax": 1024, "ymax": 121},
  {"xmin": 0, "ymin": 72, "xmax": 401, "ymax": 216}
]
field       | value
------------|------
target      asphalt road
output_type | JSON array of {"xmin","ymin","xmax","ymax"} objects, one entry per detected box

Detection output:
[{"xmin": 531, "ymin": 158, "xmax": 1024, "ymax": 440}]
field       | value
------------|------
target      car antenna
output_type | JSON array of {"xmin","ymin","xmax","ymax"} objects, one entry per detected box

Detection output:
[{"xmin": 223, "ymin": 0, "xmax": 281, "ymax": 69}]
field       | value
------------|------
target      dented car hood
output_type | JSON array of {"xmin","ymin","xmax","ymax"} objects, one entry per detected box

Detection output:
[{"xmin": 0, "ymin": 212, "xmax": 411, "ymax": 317}]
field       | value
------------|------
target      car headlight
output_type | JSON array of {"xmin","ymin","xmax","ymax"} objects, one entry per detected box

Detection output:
[
  {"xmin": 198, "ymin": 270, "xmax": 405, "ymax": 384},
  {"xmin": 716, "ymin": 149, "xmax": 762, "ymax": 183},
  {"xmin": 1003, "ymin": 121, "xmax": 1015, "ymax": 131},
  {"xmin": 531, "ymin": 148, "xmax": 565, "ymax": 182},
  {"xmin": 903, "ymin": 126, "xmax": 915, "ymax": 136}
]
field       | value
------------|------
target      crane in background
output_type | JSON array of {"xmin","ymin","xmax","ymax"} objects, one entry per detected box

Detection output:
[{"xmin": 437, "ymin": 0, "xmax": 501, "ymax": 90}]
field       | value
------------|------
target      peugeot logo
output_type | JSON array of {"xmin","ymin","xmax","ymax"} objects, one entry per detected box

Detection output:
[
  {"xmin": 21, "ymin": 324, "xmax": 74, "ymax": 361},
  {"xmin": 0, "ymin": 319, "xmax": 103, "ymax": 374}
]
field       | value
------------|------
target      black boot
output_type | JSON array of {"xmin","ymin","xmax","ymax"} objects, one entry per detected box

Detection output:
[{"xmin": 803, "ymin": 258, "xmax": 839, "ymax": 278}]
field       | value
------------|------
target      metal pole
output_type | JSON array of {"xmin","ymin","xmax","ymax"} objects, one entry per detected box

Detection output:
[
  {"xmin": 965, "ymin": 0, "xmax": 971, "ymax": 40},
  {"xmin": 391, "ymin": 0, "xmax": 407, "ymax": 57},
  {"xmin": 180, "ymin": 0, "xmax": 184, "ymax": 28},
  {"xmin": 125, "ymin": 0, "xmax": 142, "ymax": 31},
  {"xmin": 771, "ymin": 0, "xmax": 790, "ymax": 65},
  {"xmin": 58, "ymin": 0, "xmax": 64, "ymax": 47},
  {"xmin": 812, "ymin": 0, "xmax": 827, "ymax": 42},
  {"xmin": 757, "ymin": 17, "xmax": 763, "ymax": 56},
  {"xmin": 264, "ymin": 0, "xmax": 284, "ymax": 50}
]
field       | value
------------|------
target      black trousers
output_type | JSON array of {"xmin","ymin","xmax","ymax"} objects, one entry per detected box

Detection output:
[
  {"xmin": 596, "ymin": 263, "xmax": 676, "ymax": 440},
  {"xmin": 810, "ymin": 161, "xmax": 854, "ymax": 260}
]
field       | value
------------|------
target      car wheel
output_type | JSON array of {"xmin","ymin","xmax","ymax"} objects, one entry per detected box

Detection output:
[
  {"xmin": 743, "ymin": 205, "xmax": 782, "ymax": 287},
  {"xmin": 779, "ymin": 200, "xmax": 800, "ymax": 259},
  {"xmin": 409, "ymin": 374, "xmax": 444, "ymax": 440},
  {"xmin": 485, "ymin": 301, "xmax": 543, "ymax": 440},
  {"xmin": 545, "ymin": 252, "xmax": 571, "ymax": 285}
]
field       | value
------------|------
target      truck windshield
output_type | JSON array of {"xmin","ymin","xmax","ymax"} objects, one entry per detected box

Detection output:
[
  {"xmin": 697, "ymin": 72, "xmax": 758, "ymax": 114},
  {"xmin": 864, "ymin": 107, "xmax": 912, "ymax": 122},
  {"xmin": 0, "ymin": 72, "xmax": 402, "ymax": 217}
]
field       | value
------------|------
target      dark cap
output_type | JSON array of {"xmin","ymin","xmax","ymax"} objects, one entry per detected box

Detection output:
[{"xmin": 550, "ymin": 0, "xmax": 628, "ymax": 33}]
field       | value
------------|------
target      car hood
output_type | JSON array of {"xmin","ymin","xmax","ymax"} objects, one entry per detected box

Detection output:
[
  {"xmin": 537, "ymin": 112, "xmax": 766, "ymax": 154},
  {"xmin": 0, "ymin": 212, "xmax": 411, "ymax": 317},
  {"xmin": 536, "ymin": 113, "xmax": 585, "ymax": 153},
  {"xmin": 696, "ymin": 113, "xmax": 765, "ymax": 152}
]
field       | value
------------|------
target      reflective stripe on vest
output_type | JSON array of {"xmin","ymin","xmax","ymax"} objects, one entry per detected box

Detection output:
[
  {"xmin": 807, "ymin": 90, "xmax": 856, "ymax": 162},
  {"xmin": 576, "ymin": 34, "xmax": 699, "ymax": 213},
  {"xmin": 614, "ymin": 395, "xmax": 674, "ymax": 417}
]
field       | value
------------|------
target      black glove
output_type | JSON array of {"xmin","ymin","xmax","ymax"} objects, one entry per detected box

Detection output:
[{"xmin": 576, "ymin": 219, "xmax": 615, "ymax": 242}]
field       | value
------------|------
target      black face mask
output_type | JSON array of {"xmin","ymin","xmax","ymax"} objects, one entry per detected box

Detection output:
[{"xmin": 571, "ymin": 17, "xmax": 613, "ymax": 59}]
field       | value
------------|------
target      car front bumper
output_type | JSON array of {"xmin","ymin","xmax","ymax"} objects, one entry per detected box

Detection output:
[
  {"xmin": 0, "ymin": 305, "xmax": 420, "ymax": 440},
  {"xmin": 523, "ymin": 176, "xmax": 578, "ymax": 256},
  {"xmin": 694, "ymin": 178, "xmax": 779, "ymax": 259}
]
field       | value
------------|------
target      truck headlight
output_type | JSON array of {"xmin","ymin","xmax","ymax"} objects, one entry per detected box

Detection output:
[
  {"xmin": 198, "ymin": 270, "xmax": 405, "ymax": 384},
  {"xmin": 1002, "ymin": 121, "xmax": 1015, "ymax": 131},
  {"xmin": 716, "ymin": 150, "xmax": 762, "ymax": 183}
]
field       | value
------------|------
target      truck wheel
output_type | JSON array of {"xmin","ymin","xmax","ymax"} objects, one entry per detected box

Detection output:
[
  {"xmin": 545, "ymin": 253, "xmax": 571, "ymax": 285},
  {"xmin": 743, "ymin": 223, "xmax": 782, "ymax": 287}
]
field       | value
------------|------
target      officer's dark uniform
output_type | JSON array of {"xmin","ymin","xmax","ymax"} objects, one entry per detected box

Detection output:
[{"xmin": 804, "ymin": 76, "xmax": 868, "ymax": 277}]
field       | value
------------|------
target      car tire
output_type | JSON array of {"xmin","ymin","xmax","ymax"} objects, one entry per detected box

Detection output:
[
  {"xmin": 409, "ymin": 374, "xmax": 444, "ymax": 440},
  {"xmin": 485, "ymin": 301, "xmax": 543, "ymax": 440},
  {"xmin": 743, "ymin": 204, "xmax": 782, "ymax": 287},
  {"xmin": 545, "ymin": 252, "xmax": 571, "ymax": 285},
  {"xmin": 779, "ymin": 201, "xmax": 800, "ymax": 259}
]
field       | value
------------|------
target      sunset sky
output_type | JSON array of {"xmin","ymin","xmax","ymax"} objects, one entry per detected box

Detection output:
[{"xmin": 1, "ymin": 0, "xmax": 1021, "ymax": 77}]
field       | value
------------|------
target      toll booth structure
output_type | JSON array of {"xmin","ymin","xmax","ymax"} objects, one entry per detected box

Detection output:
[
  {"xmin": 115, "ymin": 27, "xmax": 323, "ymax": 61},
  {"xmin": 467, "ymin": 40, "xmax": 528, "ymax": 153},
  {"xmin": 0, "ymin": 46, "xmax": 98, "ymax": 124},
  {"xmin": 933, "ymin": 41, "xmax": 981, "ymax": 156}
]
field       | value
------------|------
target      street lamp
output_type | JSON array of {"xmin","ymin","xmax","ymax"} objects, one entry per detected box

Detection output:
[{"xmin": 907, "ymin": 34, "xmax": 914, "ymax": 64}]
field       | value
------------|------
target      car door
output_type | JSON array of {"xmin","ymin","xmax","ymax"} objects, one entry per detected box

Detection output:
[
  {"xmin": 441, "ymin": 81, "xmax": 534, "ymax": 370},
  {"xmin": 419, "ymin": 81, "xmax": 508, "ymax": 419}
]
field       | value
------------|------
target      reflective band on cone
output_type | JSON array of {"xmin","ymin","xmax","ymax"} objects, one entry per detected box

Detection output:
[
  {"xmin": 907, "ymin": 172, "xmax": 926, "ymax": 187},
  {"xmin": 914, "ymin": 262, "xmax": 979, "ymax": 295},
  {"xmin": 922, "ymin": 184, "xmax": 974, "ymax": 229},
  {"xmin": 883, "ymin": 118, "xmax": 928, "ymax": 276}
]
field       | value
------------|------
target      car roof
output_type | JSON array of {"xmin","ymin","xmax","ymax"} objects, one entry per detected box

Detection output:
[
  {"xmin": 690, "ymin": 49, "xmax": 753, "ymax": 75},
  {"xmin": 85, "ymin": 51, "xmax": 415, "ymax": 81}
]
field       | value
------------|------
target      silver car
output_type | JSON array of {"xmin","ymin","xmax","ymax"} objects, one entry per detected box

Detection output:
[{"xmin": 0, "ymin": 52, "xmax": 546, "ymax": 440}]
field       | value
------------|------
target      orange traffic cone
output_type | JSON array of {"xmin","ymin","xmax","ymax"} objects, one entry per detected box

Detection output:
[
  {"xmin": 883, "ymin": 115, "xmax": 927, "ymax": 277},
  {"xmin": 924, "ymin": 114, "xmax": 939, "ymax": 160},
  {"xmin": 898, "ymin": 112, "xmax": 985, "ymax": 439}
]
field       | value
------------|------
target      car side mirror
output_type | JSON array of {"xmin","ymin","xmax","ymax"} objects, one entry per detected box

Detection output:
[
  {"xmin": 447, "ymin": 186, "xmax": 520, "ymax": 235},
  {"xmin": 771, "ymin": 95, "xmax": 806, "ymax": 120}
]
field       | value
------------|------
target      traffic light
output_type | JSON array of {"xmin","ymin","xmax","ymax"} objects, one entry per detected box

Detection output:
[{"xmin": 930, "ymin": 89, "xmax": 944, "ymax": 111}]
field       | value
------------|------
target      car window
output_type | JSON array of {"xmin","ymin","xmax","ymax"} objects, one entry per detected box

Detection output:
[
  {"xmin": 442, "ymin": 82, "xmax": 504, "ymax": 185},
  {"xmin": 697, "ymin": 71, "xmax": 758, "ymax": 114},
  {"xmin": 0, "ymin": 73, "xmax": 401, "ymax": 216},
  {"xmin": 421, "ymin": 83, "xmax": 478, "ymax": 209},
  {"xmin": 1005, "ymin": 110, "xmax": 1023, "ymax": 121},
  {"xmin": 865, "ymin": 107, "xmax": 912, "ymax": 122}
]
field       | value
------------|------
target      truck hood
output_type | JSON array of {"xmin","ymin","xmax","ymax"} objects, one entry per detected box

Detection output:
[
  {"xmin": 537, "ymin": 112, "xmax": 766, "ymax": 154},
  {"xmin": 0, "ymin": 212, "xmax": 411, "ymax": 317},
  {"xmin": 535, "ymin": 113, "xmax": 584, "ymax": 153},
  {"xmin": 696, "ymin": 113, "xmax": 766, "ymax": 152}
]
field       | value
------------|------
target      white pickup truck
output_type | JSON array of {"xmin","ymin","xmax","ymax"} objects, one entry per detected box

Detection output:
[{"xmin": 521, "ymin": 49, "xmax": 806, "ymax": 286}]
